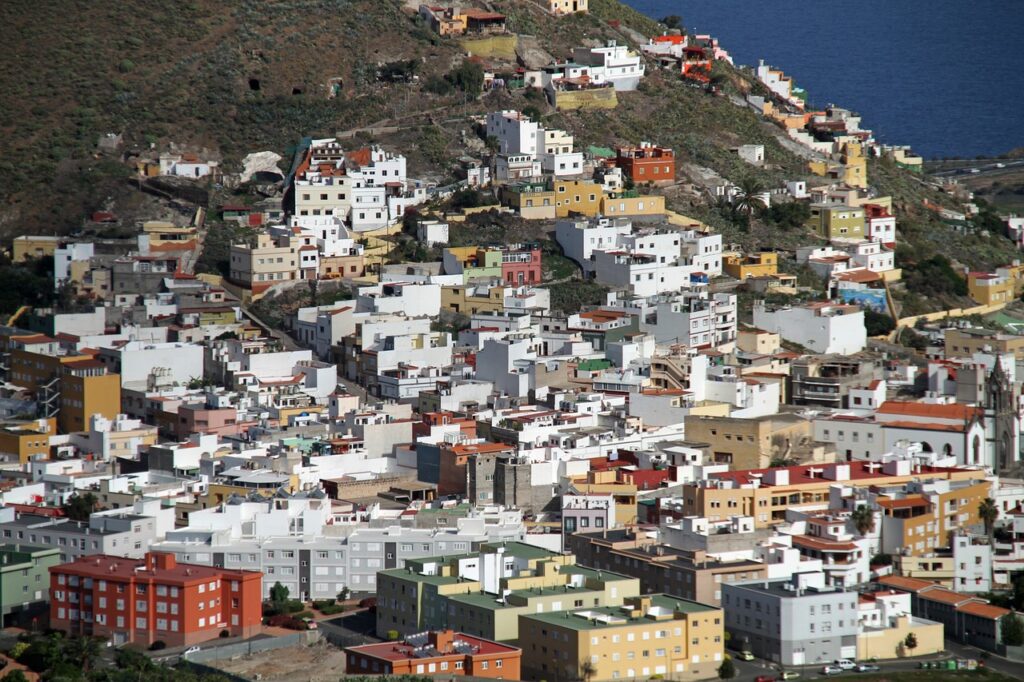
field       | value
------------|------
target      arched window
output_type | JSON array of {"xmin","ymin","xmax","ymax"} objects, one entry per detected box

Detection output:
[
  {"xmin": 942, "ymin": 443, "xmax": 953, "ymax": 457},
  {"xmin": 920, "ymin": 441, "xmax": 934, "ymax": 453},
  {"xmin": 973, "ymin": 435, "xmax": 982, "ymax": 464}
]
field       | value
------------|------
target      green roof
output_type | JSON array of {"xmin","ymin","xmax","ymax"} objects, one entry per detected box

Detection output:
[
  {"xmin": 520, "ymin": 594, "xmax": 719, "ymax": 631},
  {"xmin": 480, "ymin": 541, "xmax": 556, "ymax": 561},
  {"xmin": 577, "ymin": 358, "xmax": 612, "ymax": 372},
  {"xmin": 587, "ymin": 145, "xmax": 615, "ymax": 158},
  {"xmin": 377, "ymin": 567, "xmax": 465, "ymax": 587}
]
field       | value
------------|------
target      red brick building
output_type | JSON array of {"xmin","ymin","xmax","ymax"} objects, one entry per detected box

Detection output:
[
  {"xmin": 501, "ymin": 245, "xmax": 542, "ymax": 286},
  {"xmin": 616, "ymin": 143, "xmax": 676, "ymax": 184},
  {"xmin": 50, "ymin": 552, "xmax": 262, "ymax": 647},
  {"xmin": 346, "ymin": 630, "xmax": 521, "ymax": 678}
]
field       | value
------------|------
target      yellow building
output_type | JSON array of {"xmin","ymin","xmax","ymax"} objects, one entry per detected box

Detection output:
[
  {"xmin": 549, "ymin": 0, "xmax": 588, "ymax": 14},
  {"xmin": 567, "ymin": 469, "xmax": 638, "ymax": 526},
  {"xmin": 841, "ymin": 141, "xmax": 869, "ymax": 188},
  {"xmin": 442, "ymin": 283, "xmax": 506, "ymax": 315},
  {"xmin": 857, "ymin": 614, "xmax": 944, "ymax": 660},
  {"xmin": 876, "ymin": 479, "xmax": 991, "ymax": 556},
  {"xmin": 808, "ymin": 204, "xmax": 865, "ymax": 240},
  {"xmin": 600, "ymin": 194, "xmax": 666, "ymax": 218},
  {"xmin": 680, "ymin": 461, "xmax": 985, "ymax": 529},
  {"xmin": 944, "ymin": 327, "xmax": 1024, "ymax": 360},
  {"xmin": 892, "ymin": 555, "xmax": 954, "ymax": 586},
  {"xmin": 503, "ymin": 183, "xmax": 557, "ymax": 220},
  {"xmin": 967, "ymin": 271, "xmax": 1015, "ymax": 305},
  {"xmin": 554, "ymin": 179, "xmax": 603, "ymax": 217},
  {"xmin": 229, "ymin": 233, "xmax": 298, "ymax": 294},
  {"xmin": 12, "ymin": 236, "xmax": 60, "ymax": 262},
  {"xmin": 683, "ymin": 413, "xmax": 813, "ymax": 471},
  {"xmin": 722, "ymin": 251, "xmax": 778, "ymax": 279},
  {"xmin": 375, "ymin": 542, "xmax": 641, "ymax": 641},
  {"xmin": 518, "ymin": 595, "xmax": 724, "ymax": 682},
  {"xmin": 59, "ymin": 362, "xmax": 122, "ymax": 434},
  {"xmin": 0, "ymin": 418, "xmax": 56, "ymax": 463},
  {"xmin": 142, "ymin": 221, "xmax": 198, "ymax": 249},
  {"xmin": 7, "ymin": 344, "xmax": 122, "ymax": 435}
]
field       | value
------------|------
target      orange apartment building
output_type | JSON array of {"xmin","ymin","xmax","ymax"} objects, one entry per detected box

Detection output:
[
  {"xmin": 50, "ymin": 552, "xmax": 262, "ymax": 648},
  {"xmin": 346, "ymin": 630, "xmax": 521, "ymax": 678},
  {"xmin": 615, "ymin": 143, "xmax": 676, "ymax": 184}
]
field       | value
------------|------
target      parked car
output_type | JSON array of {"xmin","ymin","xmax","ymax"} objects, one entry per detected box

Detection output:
[
  {"xmin": 834, "ymin": 659, "xmax": 857, "ymax": 671},
  {"xmin": 183, "ymin": 646, "xmax": 201, "ymax": 657},
  {"xmin": 856, "ymin": 664, "xmax": 880, "ymax": 673},
  {"xmin": 778, "ymin": 671, "xmax": 800, "ymax": 680},
  {"xmin": 358, "ymin": 596, "xmax": 377, "ymax": 611},
  {"xmin": 821, "ymin": 665, "xmax": 843, "ymax": 675},
  {"xmin": 737, "ymin": 651, "xmax": 755, "ymax": 661},
  {"xmin": 755, "ymin": 676, "xmax": 775, "ymax": 682}
]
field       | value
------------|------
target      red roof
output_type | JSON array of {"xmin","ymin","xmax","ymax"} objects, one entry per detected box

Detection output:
[
  {"xmin": 877, "ymin": 401, "xmax": 982, "ymax": 422},
  {"xmin": 711, "ymin": 461, "xmax": 965, "ymax": 488}
]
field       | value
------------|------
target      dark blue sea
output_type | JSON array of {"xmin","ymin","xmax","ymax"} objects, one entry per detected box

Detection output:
[{"xmin": 624, "ymin": 0, "xmax": 1024, "ymax": 159}]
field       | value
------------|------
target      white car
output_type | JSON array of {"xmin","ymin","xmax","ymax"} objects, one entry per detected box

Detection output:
[
  {"xmin": 821, "ymin": 665, "xmax": 843, "ymax": 675},
  {"xmin": 183, "ymin": 646, "xmax": 201, "ymax": 657},
  {"xmin": 833, "ymin": 659, "xmax": 856, "ymax": 671}
]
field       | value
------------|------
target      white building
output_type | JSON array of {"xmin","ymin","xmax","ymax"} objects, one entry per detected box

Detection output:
[
  {"xmin": 753, "ymin": 301, "xmax": 866, "ymax": 355},
  {"xmin": 486, "ymin": 110, "xmax": 540, "ymax": 157},
  {"xmin": 572, "ymin": 41, "xmax": 645, "ymax": 91},
  {"xmin": 416, "ymin": 220, "xmax": 449, "ymax": 246}
]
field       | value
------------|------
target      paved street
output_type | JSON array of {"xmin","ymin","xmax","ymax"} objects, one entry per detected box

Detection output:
[{"xmin": 728, "ymin": 641, "xmax": 1018, "ymax": 681}]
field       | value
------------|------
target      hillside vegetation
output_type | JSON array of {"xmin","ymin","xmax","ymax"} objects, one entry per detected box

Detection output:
[{"xmin": 0, "ymin": 0, "xmax": 1017, "ymax": 316}]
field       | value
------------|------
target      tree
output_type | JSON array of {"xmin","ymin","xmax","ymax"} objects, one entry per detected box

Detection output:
[
  {"xmin": 66, "ymin": 636, "xmax": 103, "ymax": 673},
  {"xmin": 660, "ymin": 15, "xmax": 683, "ymax": 30},
  {"xmin": 1002, "ymin": 612, "xmax": 1024, "ymax": 646},
  {"xmin": 734, "ymin": 178, "xmax": 766, "ymax": 216},
  {"xmin": 61, "ymin": 492, "xmax": 98, "ymax": 521},
  {"xmin": 269, "ymin": 581, "xmax": 290, "ymax": 605},
  {"xmin": 864, "ymin": 309, "xmax": 895, "ymax": 337},
  {"xmin": 904, "ymin": 632, "xmax": 918, "ymax": 654},
  {"xmin": 850, "ymin": 505, "xmax": 875, "ymax": 536},
  {"xmin": 337, "ymin": 586, "xmax": 351, "ymax": 602},
  {"xmin": 579, "ymin": 659, "xmax": 597, "ymax": 682},
  {"xmin": 717, "ymin": 656, "xmax": 736, "ymax": 679},
  {"xmin": 2, "ymin": 671, "xmax": 29, "ymax": 682},
  {"xmin": 979, "ymin": 497, "xmax": 999, "ymax": 541}
]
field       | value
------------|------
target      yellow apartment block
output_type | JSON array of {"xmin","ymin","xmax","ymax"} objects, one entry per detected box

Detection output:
[
  {"xmin": 723, "ymin": 252, "xmax": 778, "ymax": 279},
  {"xmin": 857, "ymin": 615, "xmax": 944, "ymax": 660},
  {"xmin": 518, "ymin": 594, "xmax": 725, "ymax": 682}
]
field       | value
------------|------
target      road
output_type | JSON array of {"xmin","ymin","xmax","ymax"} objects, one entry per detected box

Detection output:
[
  {"xmin": 930, "ymin": 158, "xmax": 1024, "ymax": 178},
  {"xmin": 729, "ymin": 640, "xmax": 1018, "ymax": 681}
]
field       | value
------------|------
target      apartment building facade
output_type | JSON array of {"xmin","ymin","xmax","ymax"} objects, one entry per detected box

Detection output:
[{"xmin": 50, "ymin": 551, "xmax": 262, "ymax": 647}]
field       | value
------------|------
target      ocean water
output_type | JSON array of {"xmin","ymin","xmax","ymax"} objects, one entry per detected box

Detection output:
[{"xmin": 624, "ymin": 0, "xmax": 1024, "ymax": 159}]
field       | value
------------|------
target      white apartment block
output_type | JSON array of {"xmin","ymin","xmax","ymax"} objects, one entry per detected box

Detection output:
[{"xmin": 753, "ymin": 301, "xmax": 866, "ymax": 355}]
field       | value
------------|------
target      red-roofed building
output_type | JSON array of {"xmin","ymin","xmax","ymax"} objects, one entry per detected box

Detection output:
[
  {"xmin": 50, "ymin": 552, "xmax": 262, "ymax": 647},
  {"xmin": 345, "ymin": 630, "xmax": 520, "ymax": 678},
  {"xmin": 616, "ymin": 143, "xmax": 675, "ymax": 184}
]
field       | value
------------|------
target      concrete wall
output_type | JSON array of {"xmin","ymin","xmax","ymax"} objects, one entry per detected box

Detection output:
[
  {"xmin": 461, "ymin": 35, "xmax": 518, "ymax": 60},
  {"xmin": 554, "ymin": 88, "xmax": 618, "ymax": 111}
]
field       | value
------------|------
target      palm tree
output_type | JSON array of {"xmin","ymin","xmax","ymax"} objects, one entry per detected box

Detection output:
[
  {"xmin": 733, "ymin": 178, "xmax": 767, "ymax": 217},
  {"xmin": 850, "ymin": 505, "xmax": 875, "ymax": 537},
  {"xmin": 67, "ymin": 636, "xmax": 103, "ymax": 673},
  {"xmin": 979, "ymin": 497, "xmax": 999, "ymax": 540},
  {"xmin": 579, "ymin": 658, "xmax": 597, "ymax": 682}
]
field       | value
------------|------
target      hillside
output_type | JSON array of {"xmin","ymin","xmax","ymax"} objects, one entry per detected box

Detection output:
[{"xmin": 1, "ymin": 0, "xmax": 1018, "ymax": 318}]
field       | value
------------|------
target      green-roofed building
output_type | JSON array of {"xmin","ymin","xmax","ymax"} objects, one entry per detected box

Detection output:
[
  {"xmin": 518, "ymin": 594, "xmax": 724, "ymax": 682},
  {"xmin": 376, "ymin": 541, "xmax": 640, "ymax": 641}
]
